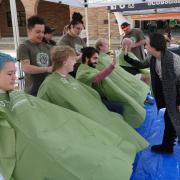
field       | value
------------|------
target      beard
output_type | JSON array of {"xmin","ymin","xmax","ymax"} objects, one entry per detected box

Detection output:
[{"xmin": 88, "ymin": 61, "xmax": 97, "ymax": 68}]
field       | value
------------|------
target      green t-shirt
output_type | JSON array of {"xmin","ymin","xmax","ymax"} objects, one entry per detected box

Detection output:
[
  {"xmin": 58, "ymin": 33, "xmax": 86, "ymax": 55},
  {"xmin": 123, "ymin": 28, "xmax": 145, "ymax": 61},
  {"xmin": 17, "ymin": 40, "xmax": 51, "ymax": 95}
]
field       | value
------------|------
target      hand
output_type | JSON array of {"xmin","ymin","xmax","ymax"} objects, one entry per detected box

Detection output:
[
  {"xmin": 177, "ymin": 105, "xmax": 180, "ymax": 112},
  {"xmin": 47, "ymin": 66, "xmax": 52, "ymax": 73}
]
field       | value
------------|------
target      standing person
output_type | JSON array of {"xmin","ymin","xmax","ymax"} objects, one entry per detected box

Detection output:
[
  {"xmin": 121, "ymin": 22, "xmax": 146, "ymax": 62},
  {"xmin": 42, "ymin": 25, "xmax": 56, "ymax": 47},
  {"xmin": 58, "ymin": 12, "xmax": 86, "ymax": 77},
  {"xmin": 124, "ymin": 32, "xmax": 180, "ymax": 154},
  {"xmin": 17, "ymin": 15, "xmax": 52, "ymax": 96},
  {"xmin": 76, "ymin": 46, "xmax": 146, "ymax": 128}
]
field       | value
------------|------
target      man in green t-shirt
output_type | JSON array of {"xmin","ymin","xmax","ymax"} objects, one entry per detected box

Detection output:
[{"xmin": 17, "ymin": 15, "xmax": 52, "ymax": 96}]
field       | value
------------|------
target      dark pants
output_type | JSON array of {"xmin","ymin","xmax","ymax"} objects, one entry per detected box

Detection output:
[
  {"xmin": 101, "ymin": 98, "xmax": 123, "ymax": 115},
  {"xmin": 162, "ymin": 110, "xmax": 177, "ymax": 146}
]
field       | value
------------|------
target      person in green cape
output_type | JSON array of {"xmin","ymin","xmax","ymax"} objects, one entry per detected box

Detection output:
[
  {"xmin": 37, "ymin": 45, "xmax": 148, "ymax": 148},
  {"xmin": 95, "ymin": 38, "xmax": 150, "ymax": 106},
  {"xmin": 0, "ymin": 53, "xmax": 149, "ymax": 179},
  {"xmin": 78, "ymin": 46, "xmax": 124, "ymax": 115},
  {"xmin": 76, "ymin": 46, "xmax": 146, "ymax": 127}
]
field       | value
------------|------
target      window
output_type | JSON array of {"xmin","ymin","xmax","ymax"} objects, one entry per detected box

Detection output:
[{"xmin": 6, "ymin": 11, "xmax": 26, "ymax": 27}]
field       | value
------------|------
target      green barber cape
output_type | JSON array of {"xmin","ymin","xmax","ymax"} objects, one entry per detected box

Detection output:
[
  {"xmin": 0, "ymin": 91, "xmax": 148, "ymax": 180},
  {"xmin": 0, "ymin": 93, "xmax": 15, "ymax": 180},
  {"xmin": 97, "ymin": 53, "xmax": 149, "ymax": 106},
  {"xmin": 38, "ymin": 73, "xmax": 148, "ymax": 146},
  {"xmin": 76, "ymin": 64, "xmax": 145, "ymax": 128}
]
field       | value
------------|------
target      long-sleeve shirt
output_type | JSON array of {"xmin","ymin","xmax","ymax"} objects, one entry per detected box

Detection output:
[{"xmin": 92, "ymin": 64, "xmax": 115, "ymax": 84}]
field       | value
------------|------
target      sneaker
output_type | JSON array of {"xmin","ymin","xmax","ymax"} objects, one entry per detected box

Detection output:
[
  {"xmin": 151, "ymin": 144, "xmax": 173, "ymax": 154},
  {"xmin": 145, "ymin": 95, "xmax": 155, "ymax": 105}
]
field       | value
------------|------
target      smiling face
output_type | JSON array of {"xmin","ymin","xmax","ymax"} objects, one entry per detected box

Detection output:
[
  {"xmin": 87, "ymin": 52, "xmax": 99, "ymax": 68},
  {"xmin": 0, "ymin": 62, "xmax": 16, "ymax": 91},
  {"xmin": 28, "ymin": 24, "xmax": 45, "ymax": 43}
]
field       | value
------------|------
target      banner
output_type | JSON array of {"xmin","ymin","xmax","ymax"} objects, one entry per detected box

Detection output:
[{"xmin": 108, "ymin": 0, "xmax": 180, "ymax": 12}]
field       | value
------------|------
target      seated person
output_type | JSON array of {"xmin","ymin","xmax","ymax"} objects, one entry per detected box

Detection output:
[
  {"xmin": 95, "ymin": 38, "xmax": 150, "ymax": 106},
  {"xmin": 38, "ymin": 45, "xmax": 149, "ymax": 130},
  {"xmin": 79, "ymin": 47, "xmax": 123, "ymax": 115},
  {"xmin": 0, "ymin": 52, "xmax": 148, "ymax": 179},
  {"xmin": 76, "ymin": 46, "xmax": 146, "ymax": 128}
]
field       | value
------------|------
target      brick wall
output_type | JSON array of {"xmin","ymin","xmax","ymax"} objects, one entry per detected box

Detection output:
[
  {"xmin": 0, "ymin": 0, "xmax": 26, "ymax": 37},
  {"xmin": 70, "ymin": 7, "xmax": 120, "ymax": 42},
  {"xmin": 37, "ymin": 0, "xmax": 70, "ymax": 36},
  {"xmin": 0, "ymin": 0, "xmax": 120, "ymax": 42}
]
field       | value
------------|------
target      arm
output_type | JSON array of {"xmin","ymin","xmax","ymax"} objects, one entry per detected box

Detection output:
[
  {"xmin": 92, "ymin": 52, "xmax": 116, "ymax": 83},
  {"xmin": 124, "ymin": 54, "xmax": 150, "ymax": 69},
  {"xmin": 92, "ymin": 64, "xmax": 115, "ymax": 83},
  {"xmin": 177, "ymin": 82, "xmax": 180, "ymax": 111},
  {"xmin": 176, "ymin": 75, "xmax": 180, "ymax": 110},
  {"xmin": 21, "ymin": 60, "xmax": 52, "ymax": 74}
]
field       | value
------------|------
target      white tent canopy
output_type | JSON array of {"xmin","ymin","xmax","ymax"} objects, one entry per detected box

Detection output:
[
  {"xmin": 10, "ymin": 0, "xmax": 175, "ymax": 50},
  {"xmin": 45, "ymin": 0, "xmax": 155, "ymax": 8}
]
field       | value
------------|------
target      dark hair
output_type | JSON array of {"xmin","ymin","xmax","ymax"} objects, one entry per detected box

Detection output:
[
  {"xmin": 121, "ymin": 22, "xmax": 130, "ymax": 29},
  {"xmin": 27, "ymin": 15, "xmax": 45, "ymax": 29},
  {"xmin": 149, "ymin": 32, "xmax": 167, "ymax": 52},
  {"xmin": 81, "ymin": 47, "xmax": 99, "ymax": 63},
  {"xmin": 68, "ymin": 12, "xmax": 84, "ymax": 29}
]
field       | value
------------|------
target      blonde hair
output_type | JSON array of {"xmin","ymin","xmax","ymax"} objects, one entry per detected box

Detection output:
[
  {"xmin": 95, "ymin": 38, "xmax": 107, "ymax": 51},
  {"xmin": 51, "ymin": 45, "xmax": 76, "ymax": 72}
]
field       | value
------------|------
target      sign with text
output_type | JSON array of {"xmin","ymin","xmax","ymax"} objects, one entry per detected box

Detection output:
[{"xmin": 108, "ymin": 0, "xmax": 180, "ymax": 12}]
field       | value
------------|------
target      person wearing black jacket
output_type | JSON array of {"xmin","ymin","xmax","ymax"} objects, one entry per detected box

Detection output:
[{"xmin": 124, "ymin": 32, "xmax": 180, "ymax": 154}]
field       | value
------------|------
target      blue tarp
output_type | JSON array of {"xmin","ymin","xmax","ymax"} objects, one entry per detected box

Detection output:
[{"xmin": 131, "ymin": 101, "xmax": 180, "ymax": 180}]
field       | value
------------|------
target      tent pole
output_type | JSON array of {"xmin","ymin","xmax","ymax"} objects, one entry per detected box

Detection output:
[
  {"xmin": 10, "ymin": 0, "xmax": 24, "ymax": 90},
  {"xmin": 108, "ymin": 11, "xmax": 111, "ymax": 50},
  {"xmin": 9, "ymin": 0, "xmax": 20, "ymax": 52},
  {"xmin": 84, "ymin": 6, "xmax": 89, "ymax": 46}
]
